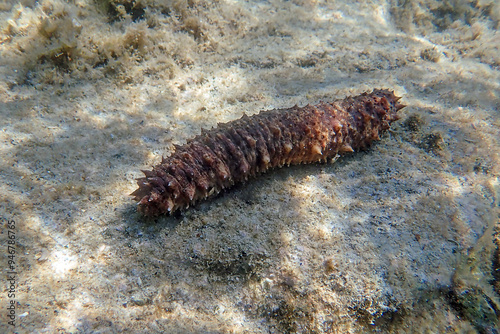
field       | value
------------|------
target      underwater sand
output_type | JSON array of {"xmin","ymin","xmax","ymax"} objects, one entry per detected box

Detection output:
[{"xmin": 0, "ymin": 0, "xmax": 499, "ymax": 333}]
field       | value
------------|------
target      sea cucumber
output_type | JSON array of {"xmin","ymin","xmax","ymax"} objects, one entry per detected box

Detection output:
[{"xmin": 132, "ymin": 89, "xmax": 405, "ymax": 216}]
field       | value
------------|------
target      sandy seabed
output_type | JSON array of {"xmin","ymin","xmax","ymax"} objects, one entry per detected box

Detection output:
[{"xmin": 0, "ymin": 0, "xmax": 499, "ymax": 333}]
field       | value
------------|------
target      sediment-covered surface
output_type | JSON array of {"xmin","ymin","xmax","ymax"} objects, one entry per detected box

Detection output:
[{"xmin": 0, "ymin": 0, "xmax": 498, "ymax": 332}]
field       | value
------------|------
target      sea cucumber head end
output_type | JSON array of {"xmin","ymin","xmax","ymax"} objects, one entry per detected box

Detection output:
[{"xmin": 396, "ymin": 103, "xmax": 406, "ymax": 111}]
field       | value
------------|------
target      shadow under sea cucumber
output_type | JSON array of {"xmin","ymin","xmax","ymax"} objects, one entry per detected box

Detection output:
[{"xmin": 132, "ymin": 89, "xmax": 405, "ymax": 216}]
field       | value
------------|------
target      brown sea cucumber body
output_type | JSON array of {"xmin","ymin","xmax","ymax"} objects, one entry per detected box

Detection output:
[{"xmin": 132, "ymin": 89, "xmax": 405, "ymax": 216}]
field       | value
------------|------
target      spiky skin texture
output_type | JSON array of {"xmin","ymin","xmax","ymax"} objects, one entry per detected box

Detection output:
[{"xmin": 132, "ymin": 89, "xmax": 405, "ymax": 216}]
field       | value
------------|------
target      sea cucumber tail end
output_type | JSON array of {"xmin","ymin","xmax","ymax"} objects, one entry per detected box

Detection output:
[{"xmin": 130, "ymin": 177, "xmax": 168, "ymax": 216}]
